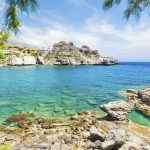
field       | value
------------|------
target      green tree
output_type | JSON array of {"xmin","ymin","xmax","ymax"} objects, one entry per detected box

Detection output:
[
  {"xmin": 3, "ymin": 0, "xmax": 38, "ymax": 32},
  {"xmin": 0, "ymin": 30, "xmax": 10, "ymax": 59},
  {"xmin": 103, "ymin": 0, "xmax": 150, "ymax": 20}
]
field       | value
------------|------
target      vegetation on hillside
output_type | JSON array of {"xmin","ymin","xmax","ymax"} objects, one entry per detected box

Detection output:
[{"xmin": 0, "ymin": 30, "xmax": 10, "ymax": 59}]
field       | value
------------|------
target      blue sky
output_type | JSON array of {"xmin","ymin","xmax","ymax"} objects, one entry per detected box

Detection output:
[{"xmin": 1, "ymin": 0, "xmax": 150, "ymax": 61}]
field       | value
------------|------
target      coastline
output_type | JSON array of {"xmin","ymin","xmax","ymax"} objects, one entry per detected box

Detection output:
[
  {"xmin": 0, "ymin": 87, "xmax": 150, "ymax": 149},
  {"xmin": 0, "ymin": 63, "xmax": 150, "ymax": 149},
  {"xmin": 0, "ymin": 108, "xmax": 150, "ymax": 149},
  {"xmin": 0, "ymin": 42, "xmax": 118, "ymax": 67}
]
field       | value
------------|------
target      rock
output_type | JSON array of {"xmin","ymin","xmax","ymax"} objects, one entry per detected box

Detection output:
[
  {"xmin": 9, "ymin": 55, "xmax": 36, "ymax": 66},
  {"xmin": 50, "ymin": 142, "xmax": 61, "ymax": 149},
  {"xmin": 93, "ymin": 140, "xmax": 101, "ymax": 149},
  {"xmin": 82, "ymin": 131, "xmax": 90, "ymax": 139},
  {"xmin": 0, "ymin": 137, "xmax": 5, "ymax": 144},
  {"xmin": 9, "ymin": 57, "xmax": 23, "ymax": 66},
  {"xmin": 37, "ymin": 56, "xmax": 45, "ymax": 64},
  {"xmin": 23, "ymin": 56, "xmax": 36, "ymax": 65},
  {"xmin": 127, "ymin": 87, "xmax": 150, "ymax": 116},
  {"xmin": 100, "ymin": 100, "xmax": 134, "ymax": 121},
  {"xmin": 58, "ymin": 133, "xmax": 72, "ymax": 144},
  {"xmin": 89, "ymin": 126, "xmax": 105, "ymax": 141},
  {"xmin": 4, "ymin": 134, "xmax": 15, "ymax": 141},
  {"xmin": 119, "ymin": 142, "xmax": 149, "ymax": 150},
  {"xmin": 102, "ymin": 57, "xmax": 118, "ymax": 65},
  {"xmin": 126, "ymin": 89, "xmax": 138, "ymax": 95},
  {"xmin": 37, "ymin": 143, "xmax": 49, "ymax": 149},
  {"xmin": 105, "ymin": 129, "xmax": 128, "ymax": 143},
  {"xmin": 69, "ymin": 42, "xmax": 74, "ymax": 46},
  {"xmin": 101, "ymin": 129, "xmax": 128, "ymax": 150},
  {"xmin": 101, "ymin": 140, "xmax": 116, "ymax": 150},
  {"xmin": 41, "ymin": 41, "xmax": 118, "ymax": 65},
  {"xmin": 3, "ymin": 41, "xmax": 118, "ymax": 66},
  {"xmin": 138, "ymin": 88, "xmax": 150, "ymax": 105}
]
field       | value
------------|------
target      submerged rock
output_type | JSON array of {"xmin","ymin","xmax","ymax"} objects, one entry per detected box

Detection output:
[{"xmin": 100, "ymin": 100, "xmax": 134, "ymax": 121}]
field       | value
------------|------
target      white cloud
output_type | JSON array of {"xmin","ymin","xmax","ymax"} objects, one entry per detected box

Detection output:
[
  {"xmin": 8, "ymin": 2, "xmax": 150, "ymax": 62},
  {"xmin": 9, "ymin": 23, "xmax": 101, "ymax": 49}
]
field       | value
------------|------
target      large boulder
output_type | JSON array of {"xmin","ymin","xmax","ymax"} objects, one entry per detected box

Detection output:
[
  {"xmin": 100, "ymin": 101, "xmax": 134, "ymax": 121},
  {"xmin": 101, "ymin": 129, "xmax": 129, "ymax": 150}
]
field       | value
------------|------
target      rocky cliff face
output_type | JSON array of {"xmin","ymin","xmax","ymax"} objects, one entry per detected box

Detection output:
[
  {"xmin": 9, "ymin": 56, "xmax": 36, "ymax": 66},
  {"xmin": 1, "ymin": 41, "xmax": 118, "ymax": 66},
  {"xmin": 38, "ymin": 41, "xmax": 118, "ymax": 65},
  {"xmin": 126, "ymin": 87, "xmax": 150, "ymax": 116}
]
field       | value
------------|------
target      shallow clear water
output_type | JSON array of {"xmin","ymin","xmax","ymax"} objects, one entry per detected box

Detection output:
[{"xmin": 0, "ymin": 62, "xmax": 150, "ymax": 126}]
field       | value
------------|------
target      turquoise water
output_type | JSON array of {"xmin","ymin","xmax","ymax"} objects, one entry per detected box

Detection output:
[{"xmin": 0, "ymin": 62, "xmax": 150, "ymax": 126}]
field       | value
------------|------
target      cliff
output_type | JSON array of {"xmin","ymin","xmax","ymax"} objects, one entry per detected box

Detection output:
[
  {"xmin": 37, "ymin": 41, "xmax": 118, "ymax": 65},
  {"xmin": 0, "ymin": 41, "xmax": 118, "ymax": 66}
]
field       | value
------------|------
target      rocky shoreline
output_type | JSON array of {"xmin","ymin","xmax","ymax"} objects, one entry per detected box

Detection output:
[
  {"xmin": 0, "ymin": 41, "xmax": 118, "ymax": 66},
  {"xmin": 126, "ymin": 87, "xmax": 150, "ymax": 116},
  {"xmin": 0, "ymin": 112, "xmax": 150, "ymax": 150},
  {"xmin": 0, "ymin": 93, "xmax": 150, "ymax": 149}
]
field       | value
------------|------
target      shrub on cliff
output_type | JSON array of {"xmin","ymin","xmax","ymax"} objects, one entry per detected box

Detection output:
[
  {"xmin": 31, "ymin": 50, "xmax": 39, "ymax": 57},
  {"xmin": 0, "ymin": 50, "xmax": 5, "ymax": 59}
]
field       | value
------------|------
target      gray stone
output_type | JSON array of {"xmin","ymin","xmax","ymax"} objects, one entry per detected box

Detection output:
[
  {"xmin": 100, "ymin": 100, "xmax": 134, "ymax": 120},
  {"xmin": 58, "ymin": 133, "xmax": 72, "ymax": 144},
  {"xmin": 50, "ymin": 142, "xmax": 61, "ymax": 150},
  {"xmin": 37, "ymin": 143, "xmax": 49, "ymax": 149},
  {"xmin": 4, "ymin": 134, "xmax": 15, "ymax": 141},
  {"xmin": 101, "ymin": 129, "xmax": 129, "ymax": 150},
  {"xmin": 90, "ymin": 126, "xmax": 105, "ymax": 141}
]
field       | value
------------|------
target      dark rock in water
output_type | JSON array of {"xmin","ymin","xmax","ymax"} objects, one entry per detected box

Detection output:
[
  {"xmin": 44, "ymin": 101, "xmax": 54, "ymax": 104},
  {"xmin": 7, "ymin": 113, "xmax": 34, "ymax": 123},
  {"xmin": 86, "ymin": 99, "xmax": 97, "ymax": 106}
]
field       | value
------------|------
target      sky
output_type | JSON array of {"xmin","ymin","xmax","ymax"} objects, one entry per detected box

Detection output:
[{"xmin": 1, "ymin": 0, "xmax": 150, "ymax": 62}]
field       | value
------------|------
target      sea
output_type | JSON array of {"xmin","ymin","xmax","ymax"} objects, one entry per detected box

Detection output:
[{"xmin": 0, "ymin": 62, "xmax": 150, "ymax": 127}]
